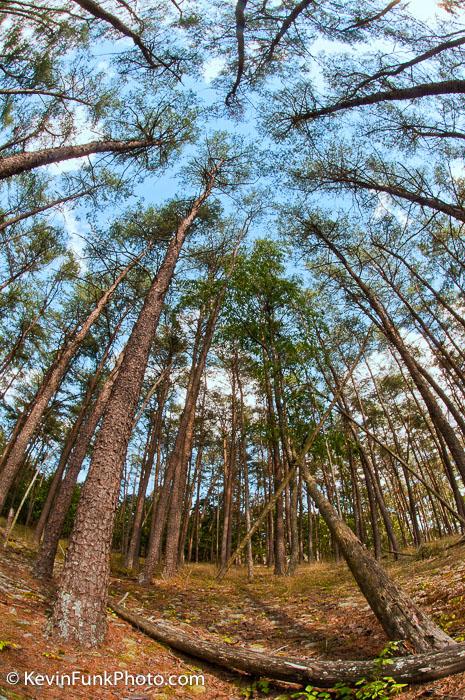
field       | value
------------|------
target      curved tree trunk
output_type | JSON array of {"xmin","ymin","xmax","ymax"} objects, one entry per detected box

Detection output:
[
  {"xmin": 110, "ymin": 601, "xmax": 465, "ymax": 687},
  {"xmin": 34, "ymin": 354, "xmax": 123, "ymax": 579},
  {"xmin": 48, "ymin": 171, "xmax": 219, "ymax": 648},
  {"xmin": 0, "ymin": 137, "xmax": 163, "ymax": 180},
  {"xmin": 0, "ymin": 248, "xmax": 148, "ymax": 512}
]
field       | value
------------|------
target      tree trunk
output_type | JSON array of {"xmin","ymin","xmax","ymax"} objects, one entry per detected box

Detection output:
[
  {"xmin": 236, "ymin": 360, "xmax": 253, "ymax": 581},
  {"xmin": 34, "ymin": 353, "xmax": 123, "ymax": 579},
  {"xmin": 125, "ymin": 372, "xmax": 171, "ymax": 571},
  {"xmin": 34, "ymin": 329, "xmax": 119, "ymax": 541},
  {"xmin": 0, "ymin": 137, "xmax": 163, "ymax": 180},
  {"xmin": 0, "ymin": 249, "xmax": 149, "ymax": 512},
  {"xmin": 48, "ymin": 176, "xmax": 218, "ymax": 647},
  {"xmin": 313, "ymin": 227, "xmax": 465, "ymax": 483},
  {"xmin": 301, "ymin": 463, "xmax": 453, "ymax": 651},
  {"xmin": 164, "ymin": 293, "xmax": 224, "ymax": 578},
  {"xmin": 139, "ymin": 314, "xmax": 205, "ymax": 582},
  {"xmin": 111, "ymin": 601, "xmax": 465, "ymax": 687}
]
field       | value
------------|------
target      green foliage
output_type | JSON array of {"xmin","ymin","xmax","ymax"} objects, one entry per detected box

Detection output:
[
  {"xmin": 291, "ymin": 685, "xmax": 332, "ymax": 699},
  {"xmin": 278, "ymin": 677, "xmax": 406, "ymax": 700},
  {"xmin": 241, "ymin": 678, "xmax": 271, "ymax": 698},
  {"xmin": 352, "ymin": 677, "xmax": 407, "ymax": 700},
  {"xmin": 277, "ymin": 645, "xmax": 407, "ymax": 700}
]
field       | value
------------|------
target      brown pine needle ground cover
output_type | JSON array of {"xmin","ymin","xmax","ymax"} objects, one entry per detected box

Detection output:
[{"xmin": 0, "ymin": 529, "xmax": 464, "ymax": 699}]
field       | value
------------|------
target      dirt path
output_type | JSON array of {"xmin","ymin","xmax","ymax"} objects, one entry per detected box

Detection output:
[{"xmin": 1, "ymin": 538, "xmax": 465, "ymax": 699}]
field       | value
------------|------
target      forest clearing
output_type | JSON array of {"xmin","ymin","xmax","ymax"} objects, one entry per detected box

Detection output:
[
  {"xmin": 1, "ymin": 527, "xmax": 465, "ymax": 698},
  {"xmin": 1, "ymin": 0, "xmax": 465, "ymax": 697}
]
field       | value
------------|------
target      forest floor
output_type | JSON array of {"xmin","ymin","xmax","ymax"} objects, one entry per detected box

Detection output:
[{"xmin": 0, "ymin": 530, "xmax": 464, "ymax": 699}]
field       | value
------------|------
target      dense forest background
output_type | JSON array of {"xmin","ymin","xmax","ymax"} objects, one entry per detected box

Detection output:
[{"xmin": 1, "ymin": 0, "xmax": 465, "ymax": 691}]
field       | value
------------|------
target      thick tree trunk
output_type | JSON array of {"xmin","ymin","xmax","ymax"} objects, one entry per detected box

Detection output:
[
  {"xmin": 48, "ymin": 176, "xmax": 218, "ymax": 647},
  {"xmin": 301, "ymin": 463, "xmax": 453, "ymax": 651},
  {"xmin": 164, "ymin": 296, "xmax": 224, "ymax": 578},
  {"xmin": 110, "ymin": 601, "xmax": 465, "ymax": 687},
  {"xmin": 34, "ymin": 332, "xmax": 118, "ymax": 541},
  {"xmin": 0, "ymin": 137, "xmax": 163, "ymax": 180},
  {"xmin": 34, "ymin": 354, "xmax": 123, "ymax": 579},
  {"xmin": 0, "ymin": 249, "xmax": 148, "ymax": 512}
]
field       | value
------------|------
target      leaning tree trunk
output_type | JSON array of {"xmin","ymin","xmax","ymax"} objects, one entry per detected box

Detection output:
[
  {"xmin": 163, "ymin": 293, "xmax": 224, "ymax": 578},
  {"xmin": 34, "ymin": 328, "xmax": 120, "ymax": 541},
  {"xmin": 48, "ymin": 173, "xmax": 219, "ymax": 647},
  {"xmin": 34, "ymin": 354, "xmax": 123, "ymax": 579},
  {"xmin": 218, "ymin": 336, "xmax": 455, "ymax": 652},
  {"xmin": 313, "ymin": 226, "xmax": 465, "ymax": 483},
  {"xmin": 0, "ymin": 249, "xmax": 148, "ymax": 512},
  {"xmin": 0, "ymin": 136, "xmax": 163, "ymax": 180},
  {"xmin": 301, "ymin": 462, "xmax": 453, "ymax": 652}
]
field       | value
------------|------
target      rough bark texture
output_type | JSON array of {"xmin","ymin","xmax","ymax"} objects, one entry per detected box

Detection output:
[
  {"xmin": 110, "ymin": 601, "xmax": 465, "ymax": 687},
  {"xmin": 0, "ymin": 137, "xmax": 163, "ymax": 180},
  {"xmin": 34, "ymin": 334, "xmax": 116, "ymax": 541},
  {"xmin": 0, "ymin": 251, "xmax": 147, "ymax": 512},
  {"xmin": 34, "ymin": 355, "xmax": 122, "ymax": 579},
  {"xmin": 48, "ymin": 176, "xmax": 218, "ymax": 647},
  {"xmin": 301, "ymin": 464, "xmax": 453, "ymax": 652}
]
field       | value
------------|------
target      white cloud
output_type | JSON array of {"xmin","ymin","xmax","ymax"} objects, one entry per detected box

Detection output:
[
  {"xmin": 202, "ymin": 57, "xmax": 225, "ymax": 83},
  {"xmin": 373, "ymin": 192, "xmax": 409, "ymax": 226}
]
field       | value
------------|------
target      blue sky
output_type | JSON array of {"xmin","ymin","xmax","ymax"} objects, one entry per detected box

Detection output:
[{"xmin": 51, "ymin": 0, "xmax": 464, "ymax": 267}]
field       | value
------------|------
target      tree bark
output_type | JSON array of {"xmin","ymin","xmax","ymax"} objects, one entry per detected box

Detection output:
[
  {"xmin": 0, "ymin": 137, "xmax": 164, "ymax": 180},
  {"xmin": 0, "ymin": 248, "xmax": 149, "ymax": 512},
  {"xmin": 48, "ymin": 172, "xmax": 219, "ymax": 647},
  {"xmin": 301, "ymin": 463, "xmax": 453, "ymax": 651},
  {"xmin": 110, "ymin": 601, "xmax": 465, "ymax": 687},
  {"xmin": 125, "ymin": 373, "xmax": 171, "ymax": 571},
  {"xmin": 292, "ymin": 79, "xmax": 465, "ymax": 124},
  {"xmin": 139, "ymin": 314, "xmax": 205, "ymax": 582},
  {"xmin": 34, "ymin": 329, "xmax": 119, "ymax": 541},
  {"xmin": 236, "ymin": 359, "xmax": 254, "ymax": 580},
  {"xmin": 34, "ymin": 353, "xmax": 123, "ymax": 579}
]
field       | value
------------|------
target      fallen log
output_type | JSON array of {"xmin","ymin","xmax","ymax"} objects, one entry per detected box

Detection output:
[{"xmin": 109, "ymin": 601, "xmax": 465, "ymax": 687}]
